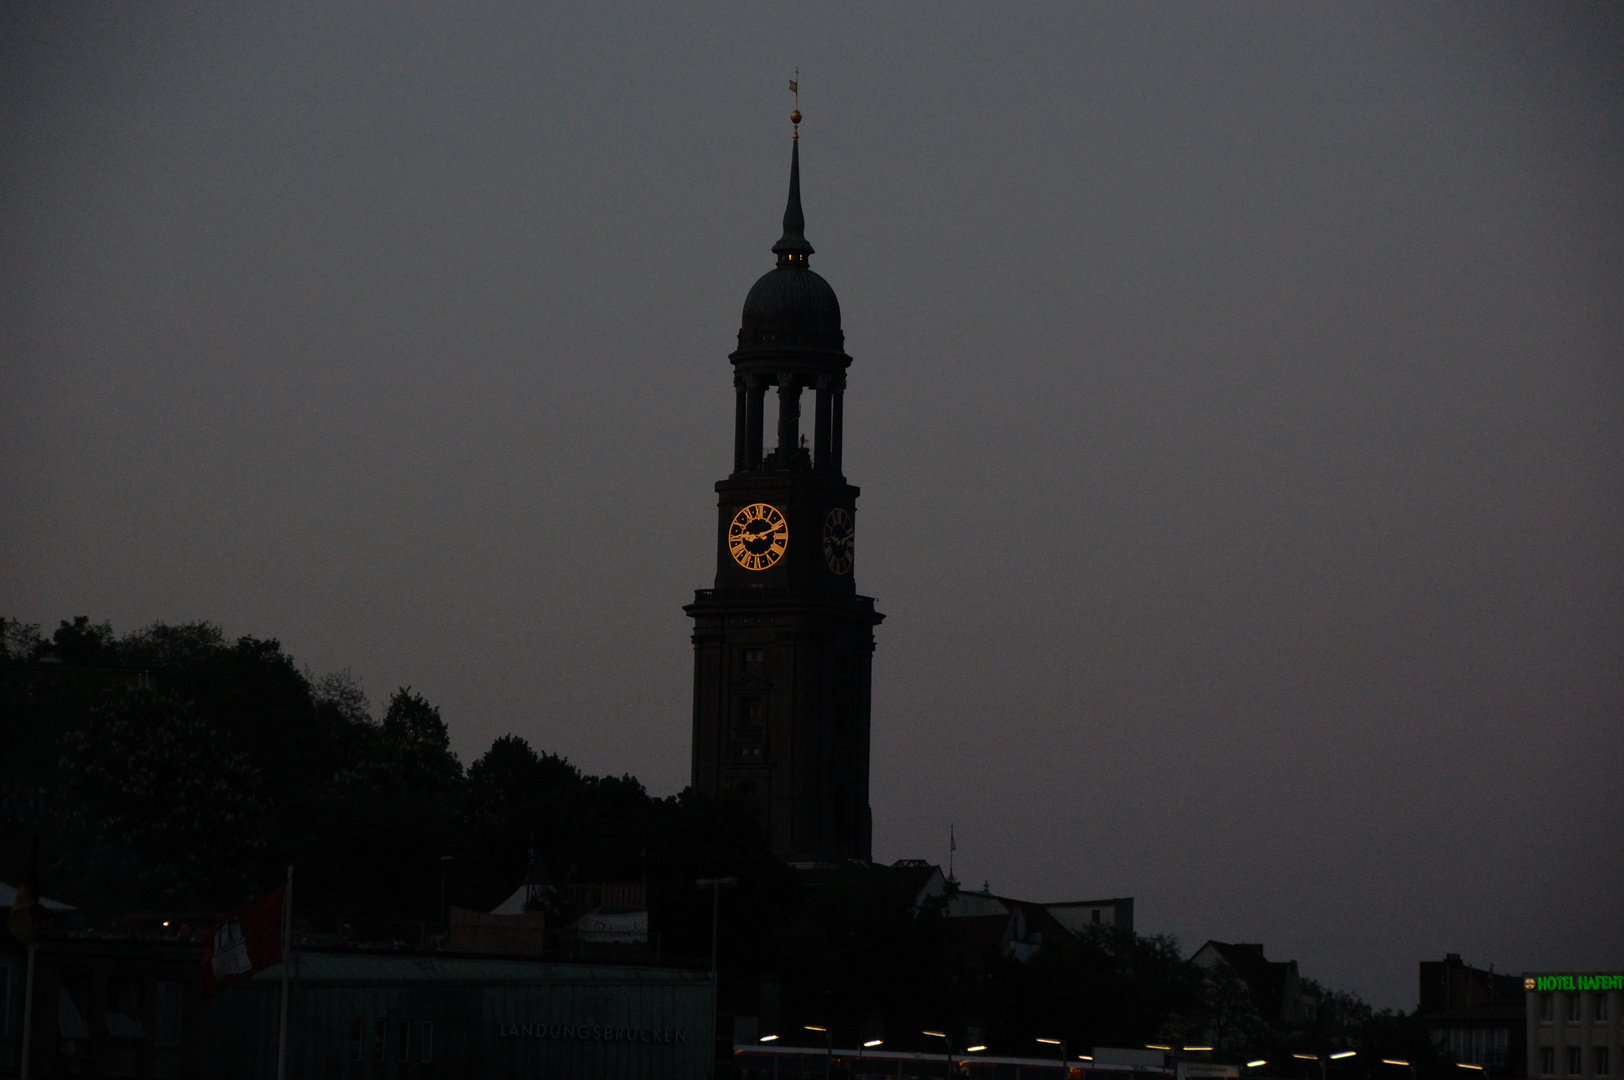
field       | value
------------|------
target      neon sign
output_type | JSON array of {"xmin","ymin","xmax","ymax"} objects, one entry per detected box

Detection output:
[{"xmin": 1525, "ymin": 975, "xmax": 1623, "ymax": 992}]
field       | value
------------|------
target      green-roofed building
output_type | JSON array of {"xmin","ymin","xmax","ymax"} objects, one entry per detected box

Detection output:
[{"xmin": 208, "ymin": 952, "xmax": 711, "ymax": 1080}]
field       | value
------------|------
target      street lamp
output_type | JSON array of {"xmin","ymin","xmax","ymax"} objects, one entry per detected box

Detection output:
[
  {"xmin": 1039, "ymin": 1037, "xmax": 1068, "ymax": 1077},
  {"xmin": 439, "ymin": 855, "xmax": 454, "ymax": 930},
  {"xmin": 924, "ymin": 1030, "xmax": 952, "ymax": 1078},
  {"xmin": 696, "ymin": 877, "xmax": 738, "ymax": 1080},
  {"xmin": 806, "ymin": 1025, "xmax": 833, "ymax": 1079},
  {"xmin": 1292, "ymin": 1054, "xmax": 1327, "ymax": 1080}
]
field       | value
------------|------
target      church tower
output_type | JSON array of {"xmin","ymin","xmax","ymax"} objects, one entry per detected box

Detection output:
[{"xmin": 686, "ymin": 112, "xmax": 883, "ymax": 864}]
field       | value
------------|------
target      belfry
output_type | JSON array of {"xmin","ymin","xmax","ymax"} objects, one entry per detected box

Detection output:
[{"xmin": 685, "ymin": 108, "xmax": 883, "ymax": 864}]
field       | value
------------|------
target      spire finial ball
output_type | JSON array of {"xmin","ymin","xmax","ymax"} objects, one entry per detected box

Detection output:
[{"xmin": 790, "ymin": 109, "xmax": 801, "ymax": 125}]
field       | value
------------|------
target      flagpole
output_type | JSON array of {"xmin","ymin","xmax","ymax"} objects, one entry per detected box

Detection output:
[
  {"xmin": 17, "ymin": 943, "xmax": 35, "ymax": 1080},
  {"xmin": 12, "ymin": 833, "xmax": 40, "ymax": 1080},
  {"xmin": 276, "ymin": 864, "xmax": 293, "ymax": 1080}
]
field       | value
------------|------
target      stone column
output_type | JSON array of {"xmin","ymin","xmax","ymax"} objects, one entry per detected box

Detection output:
[
  {"xmin": 777, "ymin": 375, "xmax": 801, "ymax": 464},
  {"xmin": 813, "ymin": 376, "xmax": 833, "ymax": 471},
  {"xmin": 745, "ymin": 377, "xmax": 766, "ymax": 470},
  {"xmin": 733, "ymin": 375, "xmax": 748, "ymax": 473},
  {"xmin": 830, "ymin": 380, "xmax": 845, "ymax": 475}
]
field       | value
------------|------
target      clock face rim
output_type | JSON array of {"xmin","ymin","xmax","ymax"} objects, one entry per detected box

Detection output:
[
  {"xmin": 822, "ymin": 507, "xmax": 854, "ymax": 575},
  {"xmin": 728, "ymin": 502, "xmax": 789, "ymax": 571}
]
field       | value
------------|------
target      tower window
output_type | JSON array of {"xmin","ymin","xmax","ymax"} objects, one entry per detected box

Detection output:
[
  {"xmin": 733, "ymin": 694, "xmax": 767, "ymax": 759},
  {"xmin": 736, "ymin": 697, "xmax": 765, "ymax": 734}
]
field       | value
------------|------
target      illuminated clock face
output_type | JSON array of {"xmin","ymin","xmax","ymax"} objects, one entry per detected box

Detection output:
[
  {"xmin": 728, "ymin": 503, "xmax": 788, "ymax": 570},
  {"xmin": 823, "ymin": 507, "xmax": 854, "ymax": 575}
]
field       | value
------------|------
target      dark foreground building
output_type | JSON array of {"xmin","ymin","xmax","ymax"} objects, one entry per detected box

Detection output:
[
  {"xmin": 686, "ymin": 113, "xmax": 883, "ymax": 864},
  {"xmin": 0, "ymin": 937, "xmax": 205, "ymax": 1079},
  {"xmin": 209, "ymin": 953, "xmax": 710, "ymax": 1080}
]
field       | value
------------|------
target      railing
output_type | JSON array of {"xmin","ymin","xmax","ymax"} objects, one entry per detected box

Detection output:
[
  {"xmin": 733, "ymin": 1044, "xmax": 1136, "ymax": 1080},
  {"xmin": 561, "ymin": 881, "xmax": 646, "ymax": 910},
  {"xmin": 692, "ymin": 588, "xmax": 877, "ymax": 606}
]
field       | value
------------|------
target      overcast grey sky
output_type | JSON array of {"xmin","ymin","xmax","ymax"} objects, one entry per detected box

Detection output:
[{"xmin": 3, "ymin": 3, "xmax": 1620, "ymax": 1008}]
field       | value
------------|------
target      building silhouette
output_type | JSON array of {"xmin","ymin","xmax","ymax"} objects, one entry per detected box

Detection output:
[
  {"xmin": 685, "ymin": 120, "xmax": 883, "ymax": 865},
  {"xmin": 1190, "ymin": 940, "xmax": 1316, "ymax": 1028},
  {"xmin": 1417, "ymin": 953, "xmax": 1525, "ymax": 1073}
]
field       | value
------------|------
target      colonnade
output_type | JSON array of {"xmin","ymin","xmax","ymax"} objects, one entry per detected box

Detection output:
[{"xmin": 733, "ymin": 373, "xmax": 844, "ymax": 474}]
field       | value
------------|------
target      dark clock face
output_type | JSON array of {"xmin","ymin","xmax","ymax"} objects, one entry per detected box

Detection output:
[
  {"xmin": 729, "ymin": 503, "xmax": 788, "ymax": 570},
  {"xmin": 823, "ymin": 507, "xmax": 854, "ymax": 575}
]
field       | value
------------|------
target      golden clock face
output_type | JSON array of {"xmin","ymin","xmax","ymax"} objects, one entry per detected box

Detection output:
[
  {"xmin": 729, "ymin": 503, "xmax": 788, "ymax": 570},
  {"xmin": 823, "ymin": 507, "xmax": 854, "ymax": 575}
]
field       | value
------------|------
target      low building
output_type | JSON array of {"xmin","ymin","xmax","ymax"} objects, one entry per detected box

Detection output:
[
  {"xmin": 859, "ymin": 861, "xmax": 1135, "ymax": 966},
  {"xmin": 1416, "ymin": 953, "xmax": 1525, "ymax": 1074},
  {"xmin": 489, "ymin": 870, "xmax": 652, "ymax": 955},
  {"xmin": 1524, "ymin": 972, "xmax": 1622, "ymax": 1080},
  {"xmin": 1045, "ymin": 899, "xmax": 1135, "ymax": 935},
  {"xmin": 942, "ymin": 889, "xmax": 1135, "ymax": 963},
  {"xmin": 445, "ymin": 907, "xmax": 548, "ymax": 957}
]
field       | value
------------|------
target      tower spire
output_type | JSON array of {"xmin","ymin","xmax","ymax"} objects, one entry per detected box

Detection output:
[
  {"xmin": 773, "ymin": 78, "xmax": 814, "ymax": 264},
  {"xmin": 789, "ymin": 69, "xmax": 800, "ymax": 138}
]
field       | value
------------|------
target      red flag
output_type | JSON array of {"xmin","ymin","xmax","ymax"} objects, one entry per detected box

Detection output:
[{"xmin": 199, "ymin": 885, "xmax": 285, "ymax": 1000}]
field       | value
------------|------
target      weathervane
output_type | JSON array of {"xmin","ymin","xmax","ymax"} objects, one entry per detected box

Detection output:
[{"xmin": 789, "ymin": 69, "xmax": 801, "ymax": 139}]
